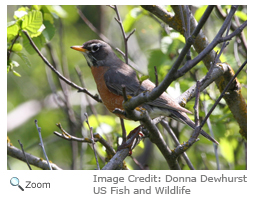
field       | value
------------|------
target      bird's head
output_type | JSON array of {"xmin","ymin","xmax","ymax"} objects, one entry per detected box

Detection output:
[{"xmin": 71, "ymin": 40, "xmax": 113, "ymax": 67}]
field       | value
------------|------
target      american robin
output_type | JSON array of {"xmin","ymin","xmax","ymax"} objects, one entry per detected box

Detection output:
[{"xmin": 71, "ymin": 40, "xmax": 218, "ymax": 144}]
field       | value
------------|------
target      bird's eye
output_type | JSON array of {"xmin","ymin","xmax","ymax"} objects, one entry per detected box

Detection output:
[{"xmin": 91, "ymin": 44, "xmax": 100, "ymax": 53}]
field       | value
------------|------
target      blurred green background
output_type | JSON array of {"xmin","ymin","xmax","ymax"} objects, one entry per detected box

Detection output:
[{"xmin": 7, "ymin": 5, "xmax": 247, "ymax": 170}]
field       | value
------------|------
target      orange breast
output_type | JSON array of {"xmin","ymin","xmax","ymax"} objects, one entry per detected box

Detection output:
[{"xmin": 91, "ymin": 66, "xmax": 125, "ymax": 118}]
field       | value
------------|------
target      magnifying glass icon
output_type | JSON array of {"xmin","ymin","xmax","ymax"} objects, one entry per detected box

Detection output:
[{"xmin": 10, "ymin": 177, "xmax": 24, "ymax": 191}]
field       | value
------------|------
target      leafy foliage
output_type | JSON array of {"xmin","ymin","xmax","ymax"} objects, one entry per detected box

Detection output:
[
  {"xmin": 7, "ymin": 6, "xmax": 56, "ymax": 75},
  {"xmin": 7, "ymin": 5, "xmax": 247, "ymax": 170}
]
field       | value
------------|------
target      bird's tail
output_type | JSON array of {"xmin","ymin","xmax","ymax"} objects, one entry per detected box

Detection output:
[{"xmin": 170, "ymin": 111, "xmax": 219, "ymax": 145}]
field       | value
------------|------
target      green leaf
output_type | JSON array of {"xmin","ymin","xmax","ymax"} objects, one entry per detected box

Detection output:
[
  {"xmin": 161, "ymin": 36, "xmax": 173, "ymax": 54},
  {"xmin": 43, "ymin": 13, "xmax": 54, "ymax": 24},
  {"xmin": 140, "ymin": 75, "xmax": 149, "ymax": 82},
  {"xmin": 21, "ymin": 31, "xmax": 35, "ymax": 54},
  {"xmin": 11, "ymin": 43, "xmax": 23, "ymax": 52},
  {"xmin": 31, "ymin": 5, "xmax": 41, "ymax": 10},
  {"xmin": 12, "ymin": 70, "xmax": 21, "ymax": 77},
  {"xmin": 136, "ymin": 71, "xmax": 140, "ymax": 80},
  {"xmin": 7, "ymin": 23, "xmax": 19, "ymax": 42},
  {"xmin": 8, "ymin": 60, "xmax": 21, "ymax": 76},
  {"xmin": 42, "ymin": 20, "xmax": 55, "ymax": 41},
  {"xmin": 21, "ymin": 10, "xmax": 43, "ymax": 37},
  {"xmin": 194, "ymin": 5, "xmax": 208, "ymax": 22},
  {"xmin": 220, "ymin": 138, "xmax": 237, "ymax": 163},
  {"xmin": 123, "ymin": 7, "xmax": 143, "ymax": 32},
  {"xmin": 22, "ymin": 31, "xmax": 46, "ymax": 54},
  {"xmin": 147, "ymin": 49, "xmax": 170, "ymax": 82},
  {"xmin": 16, "ymin": 52, "xmax": 32, "ymax": 67},
  {"xmin": 235, "ymin": 10, "xmax": 247, "ymax": 21},
  {"xmin": 161, "ymin": 34, "xmax": 184, "ymax": 55},
  {"xmin": 7, "ymin": 60, "xmax": 12, "ymax": 73},
  {"xmin": 61, "ymin": 5, "xmax": 79, "ymax": 23}
]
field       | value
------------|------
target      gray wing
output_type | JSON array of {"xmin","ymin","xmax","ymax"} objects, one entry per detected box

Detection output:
[
  {"xmin": 104, "ymin": 67, "xmax": 192, "ymax": 114},
  {"xmin": 104, "ymin": 67, "xmax": 140, "ymax": 96}
]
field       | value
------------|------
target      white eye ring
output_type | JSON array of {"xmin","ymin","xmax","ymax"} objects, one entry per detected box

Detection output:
[{"xmin": 90, "ymin": 43, "xmax": 101, "ymax": 53}]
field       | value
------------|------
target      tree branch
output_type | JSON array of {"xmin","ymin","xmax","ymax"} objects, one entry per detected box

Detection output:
[
  {"xmin": 123, "ymin": 5, "xmax": 215, "ymax": 112},
  {"xmin": 22, "ymin": 30, "xmax": 102, "ymax": 103},
  {"xmin": 160, "ymin": 120, "xmax": 195, "ymax": 170},
  {"xmin": 7, "ymin": 143, "xmax": 62, "ymax": 170},
  {"xmin": 142, "ymin": 5, "xmax": 247, "ymax": 139},
  {"xmin": 34, "ymin": 119, "xmax": 52, "ymax": 170},
  {"xmin": 18, "ymin": 140, "xmax": 32, "ymax": 170},
  {"xmin": 176, "ymin": 62, "xmax": 230, "ymax": 105},
  {"xmin": 200, "ymin": 60, "xmax": 247, "ymax": 129}
]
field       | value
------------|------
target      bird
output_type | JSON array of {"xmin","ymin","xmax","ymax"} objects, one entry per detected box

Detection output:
[{"xmin": 71, "ymin": 39, "xmax": 218, "ymax": 144}]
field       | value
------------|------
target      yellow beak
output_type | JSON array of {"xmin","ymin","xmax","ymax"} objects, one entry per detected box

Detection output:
[{"xmin": 71, "ymin": 46, "xmax": 87, "ymax": 52}]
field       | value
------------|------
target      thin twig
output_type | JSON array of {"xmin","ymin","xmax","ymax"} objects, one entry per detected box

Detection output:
[
  {"xmin": 234, "ymin": 40, "xmax": 242, "ymax": 67},
  {"xmin": 160, "ymin": 120, "xmax": 195, "ymax": 170},
  {"xmin": 77, "ymin": 7, "xmax": 110, "ymax": 43},
  {"xmin": 54, "ymin": 124, "xmax": 116, "ymax": 156},
  {"xmin": 176, "ymin": 6, "xmax": 242, "ymax": 79},
  {"xmin": 110, "ymin": 5, "xmax": 137, "ymax": 149},
  {"xmin": 178, "ymin": 4, "xmax": 189, "ymax": 62},
  {"xmin": 203, "ymin": 99, "xmax": 220, "ymax": 170},
  {"xmin": 109, "ymin": 5, "xmax": 136, "ymax": 64},
  {"xmin": 234, "ymin": 13, "xmax": 247, "ymax": 52},
  {"xmin": 218, "ymin": 20, "xmax": 247, "ymax": 43},
  {"xmin": 102, "ymin": 126, "xmax": 143, "ymax": 170},
  {"xmin": 178, "ymin": 5, "xmax": 186, "ymax": 35},
  {"xmin": 18, "ymin": 140, "xmax": 32, "ymax": 170},
  {"xmin": 173, "ymin": 81, "xmax": 204, "ymax": 156},
  {"xmin": 194, "ymin": 81, "xmax": 201, "ymax": 126},
  {"xmin": 7, "ymin": 34, "xmax": 20, "ymax": 61},
  {"xmin": 46, "ymin": 41, "xmax": 78, "ymax": 170},
  {"xmin": 215, "ymin": 5, "xmax": 247, "ymax": 53},
  {"xmin": 126, "ymin": 29, "xmax": 136, "ymax": 40},
  {"xmin": 130, "ymin": 156, "xmax": 147, "ymax": 170},
  {"xmin": 154, "ymin": 66, "xmax": 159, "ymax": 87},
  {"xmin": 22, "ymin": 30, "xmax": 102, "ymax": 103},
  {"xmin": 113, "ymin": 6, "xmax": 129, "ymax": 64},
  {"xmin": 174, "ymin": 129, "xmax": 200, "ymax": 156},
  {"xmin": 77, "ymin": 6, "xmax": 132, "ymax": 62},
  {"xmin": 75, "ymin": 66, "xmax": 102, "ymax": 128},
  {"xmin": 185, "ymin": 5, "xmax": 191, "ymax": 60},
  {"xmin": 84, "ymin": 113, "xmax": 100, "ymax": 170},
  {"xmin": 54, "ymin": 130, "xmax": 97, "ymax": 143},
  {"xmin": 34, "ymin": 120, "xmax": 52, "ymax": 170},
  {"xmin": 200, "ymin": 60, "xmax": 247, "ymax": 128},
  {"xmin": 176, "ymin": 62, "xmax": 229, "ymax": 105},
  {"xmin": 214, "ymin": 20, "xmax": 231, "ymax": 63},
  {"xmin": 93, "ymin": 133, "xmax": 116, "ymax": 156}
]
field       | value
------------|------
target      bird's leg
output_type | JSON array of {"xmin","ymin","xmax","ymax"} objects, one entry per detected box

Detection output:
[{"xmin": 117, "ymin": 125, "xmax": 142, "ymax": 155}]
